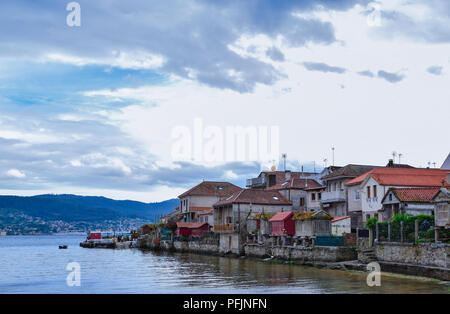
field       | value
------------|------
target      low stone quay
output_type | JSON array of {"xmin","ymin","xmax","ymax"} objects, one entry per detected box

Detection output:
[
  {"xmin": 80, "ymin": 240, "xmax": 134, "ymax": 249},
  {"xmin": 134, "ymin": 235, "xmax": 450, "ymax": 281}
]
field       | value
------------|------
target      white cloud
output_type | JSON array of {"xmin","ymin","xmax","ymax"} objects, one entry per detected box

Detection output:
[
  {"xmin": 6, "ymin": 169, "xmax": 26, "ymax": 178},
  {"xmin": 43, "ymin": 51, "xmax": 166, "ymax": 70}
]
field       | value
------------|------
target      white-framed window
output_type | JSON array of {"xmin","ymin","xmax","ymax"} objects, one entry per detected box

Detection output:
[{"xmin": 355, "ymin": 190, "xmax": 360, "ymax": 200}]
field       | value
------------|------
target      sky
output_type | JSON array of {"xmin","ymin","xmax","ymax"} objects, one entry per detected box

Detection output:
[{"xmin": 0, "ymin": 0, "xmax": 449, "ymax": 202}]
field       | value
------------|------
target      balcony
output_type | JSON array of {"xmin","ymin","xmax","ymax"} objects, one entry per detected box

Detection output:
[
  {"xmin": 214, "ymin": 224, "xmax": 234, "ymax": 232},
  {"xmin": 321, "ymin": 190, "xmax": 346, "ymax": 203},
  {"xmin": 246, "ymin": 176, "xmax": 266, "ymax": 188}
]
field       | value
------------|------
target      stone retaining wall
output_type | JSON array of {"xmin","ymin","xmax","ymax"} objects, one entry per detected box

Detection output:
[
  {"xmin": 245, "ymin": 244, "xmax": 357, "ymax": 263},
  {"xmin": 376, "ymin": 242, "xmax": 449, "ymax": 268}
]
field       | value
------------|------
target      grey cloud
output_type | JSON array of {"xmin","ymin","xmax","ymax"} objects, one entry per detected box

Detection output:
[
  {"xmin": 427, "ymin": 65, "xmax": 443, "ymax": 75},
  {"xmin": 377, "ymin": 70, "xmax": 405, "ymax": 83},
  {"xmin": 371, "ymin": 2, "xmax": 450, "ymax": 43},
  {"xmin": 0, "ymin": 110, "xmax": 260, "ymax": 191},
  {"xmin": 0, "ymin": 0, "xmax": 368, "ymax": 92},
  {"xmin": 266, "ymin": 47, "xmax": 285, "ymax": 62},
  {"xmin": 303, "ymin": 62, "xmax": 346, "ymax": 74},
  {"xmin": 357, "ymin": 70, "xmax": 375, "ymax": 78}
]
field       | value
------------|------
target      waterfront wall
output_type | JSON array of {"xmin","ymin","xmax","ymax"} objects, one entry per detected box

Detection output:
[
  {"xmin": 136, "ymin": 235, "xmax": 356, "ymax": 262},
  {"xmin": 136, "ymin": 235, "xmax": 220, "ymax": 255},
  {"xmin": 375, "ymin": 242, "xmax": 450, "ymax": 268},
  {"xmin": 245, "ymin": 244, "xmax": 357, "ymax": 263}
]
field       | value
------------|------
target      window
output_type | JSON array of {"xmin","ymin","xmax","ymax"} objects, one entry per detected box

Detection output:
[
  {"xmin": 226, "ymin": 216, "xmax": 232, "ymax": 224},
  {"xmin": 318, "ymin": 193, "xmax": 321, "ymax": 200},
  {"xmin": 373, "ymin": 185, "xmax": 377, "ymax": 198},
  {"xmin": 300, "ymin": 198, "xmax": 305, "ymax": 206},
  {"xmin": 355, "ymin": 190, "xmax": 360, "ymax": 200},
  {"xmin": 389, "ymin": 193, "xmax": 392, "ymax": 201},
  {"xmin": 367, "ymin": 186, "xmax": 371, "ymax": 198},
  {"xmin": 311, "ymin": 193, "xmax": 316, "ymax": 201}
]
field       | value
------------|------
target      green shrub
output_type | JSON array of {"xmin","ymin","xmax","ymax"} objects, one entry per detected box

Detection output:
[{"xmin": 366, "ymin": 217, "xmax": 378, "ymax": 230}]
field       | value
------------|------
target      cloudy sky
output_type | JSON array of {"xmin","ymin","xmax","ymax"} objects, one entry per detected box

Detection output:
[{"xmin": 0, "ymin": 0, "xmax": 449, "ymax": 202}]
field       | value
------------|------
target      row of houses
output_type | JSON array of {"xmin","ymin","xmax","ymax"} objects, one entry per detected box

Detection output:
[{"xmin": 163, "ymin": 154, "xmax": 450, "ymax": 254}]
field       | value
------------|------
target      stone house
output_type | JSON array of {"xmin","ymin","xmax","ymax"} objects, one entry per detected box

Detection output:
[
  {"xmin": 433, "ymin": 173, "xmax": 450, "ymax": 230},
  {"xmin": 320, "ymin": 164, "xmax": 379, "ymax": 218},
  {"xmin": 331, "ymin": 216, "xmax": 351, "ymax": 236},
  {"xmin": 266, "ymin": 178, "xmax": 324, "ymax": 212},
  {"xmin": 294, "ymin": 209, "xmax": 332, "ymax": 238},
  {"xmin": 178, "ymin": 181, "xmax": 242, "ymax": 223},
  {"xmin": 213, "ymin": 189, "xmax": 292, "ymax": 254},
  {"xmin": 246, "ymin": 170, "xmax": 317, "ymax": 189}
]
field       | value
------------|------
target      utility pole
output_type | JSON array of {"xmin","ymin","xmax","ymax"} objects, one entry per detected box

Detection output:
[
  {"xmin": 331, "ymin": 147, "xmax": 335, "ymax": 166},
  {"xmin": 282, "ymin": 153, "xmax": 287, "ymax": 171}
]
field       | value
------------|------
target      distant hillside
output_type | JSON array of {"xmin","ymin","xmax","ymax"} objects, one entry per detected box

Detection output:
[{"xmin": 0, "ymin": 194, "xmax": 178, "ymax": 222}]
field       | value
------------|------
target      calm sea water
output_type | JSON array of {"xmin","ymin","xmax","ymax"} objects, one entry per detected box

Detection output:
[{"xmin": 0, "ymin": 234, "xmax": 447, "ymax": 294}]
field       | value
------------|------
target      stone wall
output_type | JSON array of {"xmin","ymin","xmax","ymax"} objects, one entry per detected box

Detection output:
[
  {"xmin": 137, "ymin": 235, "xmax": 220, "ymax": 255},
  {"xmin": 376, "ymin": 242, "xmax": 450, "ymax": 268},
  {"xmin": 245, "ymin": 244, "xmax": 356, "ymax": 263}
]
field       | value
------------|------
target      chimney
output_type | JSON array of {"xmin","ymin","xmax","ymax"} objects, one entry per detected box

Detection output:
[
  {"xmin": 388, "ymin": 159, "xmax": 394, "ymax": 167},
  {"xmin": 285, "ymin": 170, "xmax": 291, "ymax": 181}
]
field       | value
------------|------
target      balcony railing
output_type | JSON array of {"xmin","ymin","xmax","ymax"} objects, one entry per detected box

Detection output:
[
  {"xmin": 214, "ymin": 224, "xmax": 234, "ymax": 232},
  {"xmin": 246, "ymin": 176, "xmax": 266, "ymax": 188},
  {"xmin": 321, "ymin": 190, "xmax": 346, "ymax": 203}
]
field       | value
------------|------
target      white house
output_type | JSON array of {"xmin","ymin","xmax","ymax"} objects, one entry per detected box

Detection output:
[
  {"xmin": 331, "ymin": 216, "xmax": 351, "ymax": 236},
  {"xmin": 354, "ymin": 168, "xmax": 449, "ymax": 223}
]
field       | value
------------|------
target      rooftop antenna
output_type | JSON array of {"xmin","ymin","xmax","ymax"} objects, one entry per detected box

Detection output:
[
  {"xmin": 323, "ymin": 158, "xmax": 328, "ymax": 168},
  {"xmin": 398, "ymin": 153, "xmax": 403, "ymax": 164},
  {"xmin": 427, "ymin": 161, "xmax": 431, "ymax": 168},
  {"xmin": 392, "ymin": 151, "xmax": 397, "ymax": 163},
  {"xmin": 282, "ymin": 153, "xmax": 287, "ymax": 171},
  {"xmin": 432, "ymin": 162, "xmax": 436, "ymax": 168},
  {"xmin": 331, "ymin": 147, "xmax": 335, "ymax": 166}
]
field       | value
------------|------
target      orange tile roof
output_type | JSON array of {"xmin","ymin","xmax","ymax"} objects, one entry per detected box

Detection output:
[
  {"xmin": 331, "ymin": 216, "xmax": 350, "ymax": 223},
  {"xmin": 269, "ymin": 211, "xmax": 293, "ymax": 222},
  {"xmin": 390, "ymin": 187, "xmax": 440, "ymax": 203},
  {"xmin": 346, "ymin": 168, "xmax": 449, "ymax": 187}
]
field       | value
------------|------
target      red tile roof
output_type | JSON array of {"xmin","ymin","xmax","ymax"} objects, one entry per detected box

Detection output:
[
  {"xmin": 390, "ymin": 187, "xmax": 440, "ymax": 203},
  {"xmin": 266, "ymin": 178, "xmax": 323, "ymax": 191},
  {"xmin": 176, "ymin": 222, "xmax": 209, "ymax": 229},
  {"xmin": 178, "ymin": 181, "xmax": 242, "ymax": 198},
  {"xmin": 331, "ymin": 216, "xmax": 350, "ymax": 223},
  {"xmin": 189, "ymin": 206, "xmax": 213, "ymax": 211},
  {"xmin": 198, "ymin": 208, "xmax": 213, "ymax": 215},
  {"xmin": 346, "ymin": 168, "xmax": 449, "ymax": 187},
  {"xmin": 213, "ymin": 189, "xmax": 292, "ymax": 206},
  {"xmin": 269, "ymin": 211, "xmax": 293, "ymax": 222}
]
